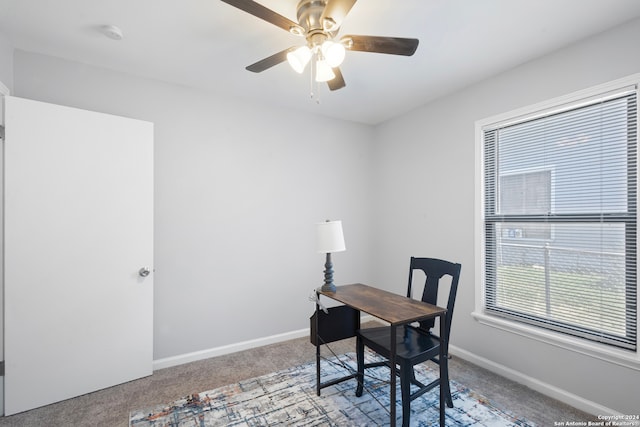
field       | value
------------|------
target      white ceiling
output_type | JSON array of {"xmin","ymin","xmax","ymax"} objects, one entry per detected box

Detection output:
[{"xmin": 1, "ymin": 0, "xmax": 640, "ymax": 124}]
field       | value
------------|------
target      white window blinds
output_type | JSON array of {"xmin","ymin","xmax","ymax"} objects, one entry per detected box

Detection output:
[{"xmin": 483, "ymin": 87, "xmax": 637, "ymax": 350}]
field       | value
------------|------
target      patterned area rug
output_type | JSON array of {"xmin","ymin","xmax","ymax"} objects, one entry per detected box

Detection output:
[{"xmin": 130, "ymin": 352, "xmax": 534, "ymax": 426}]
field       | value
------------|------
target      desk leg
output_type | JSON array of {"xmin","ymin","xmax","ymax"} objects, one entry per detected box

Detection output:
[
  {"xmin": 439, "ymin": 313, "xmax": 445, "ymax": 427},
  {"xmin": 315, "ymin": 298, "xmax": 321, "ymax": 396},
  {"xmin": 390, "ymin": 325, "xmax": 396, "ymax": 427}
]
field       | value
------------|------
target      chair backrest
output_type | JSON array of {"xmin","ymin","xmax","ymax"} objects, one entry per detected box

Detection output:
[{"xmin": 407, "ymin": 257, "xmax": 462, "ymax": 342}]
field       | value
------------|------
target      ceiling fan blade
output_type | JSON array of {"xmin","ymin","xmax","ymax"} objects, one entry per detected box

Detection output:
[
  {"xmin": 327, "ymin": 67, "xmax": 346, "ymax": 91},
  {"xmin": 342, "ymin": 35, "xmax": 419, "ymax": 56},
  {"xmin": 320, "ymin": 0, "xmax": 357, "ymax": 31},
  {"xmin": 220, "ymin": 0, "xmax": 303, "ymax": 34},
  {"xmin": 246, "ymin": 48, "xmax": 294, "ymax": 73}
]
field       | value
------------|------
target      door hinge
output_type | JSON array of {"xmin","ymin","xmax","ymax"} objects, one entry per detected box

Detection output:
[
  {"xmin": 0, "ymin": 125, "xmax": 4, "ymax": 140},
  {"xmin": 0, "ymin": 360, "xmax": 4, "ymax": 376}
]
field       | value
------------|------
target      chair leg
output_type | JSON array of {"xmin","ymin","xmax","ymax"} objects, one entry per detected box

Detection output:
[
  {"xmin": 442, "ymin": 356, "xmax": 453, "ymax": 408},
  {"xmin": 355, "ymin": 336, "xmax": 364, "ymax": 397},
  {"xmin": 400, "ymin": 365, "xmax": 412, "ymax": 427}
]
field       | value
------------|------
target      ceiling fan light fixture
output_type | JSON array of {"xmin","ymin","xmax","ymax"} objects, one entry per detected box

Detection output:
[
  {"xmin": 321, "ymin": 40, "xmax": 346, "ymax": 67},
  {"xmin": 315, "ymin": 59, "xmax": 335, "ymax": 82},
  {"xmin": 287, "ymin": 46, "xmax": 312, "ymax": 73}
]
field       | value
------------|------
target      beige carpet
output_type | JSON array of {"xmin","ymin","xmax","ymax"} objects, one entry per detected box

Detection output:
[{"xmin": 0, "ymin": 329, "xmax": 597, "ymax": 426}]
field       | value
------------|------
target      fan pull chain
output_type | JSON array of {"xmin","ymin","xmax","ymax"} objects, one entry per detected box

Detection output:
[
  {"xmin": 309, "ymin": 56, "xmax": 315, "ymax": 100},
  {"xmin": 309, "ymin": 51, "xmax": 321, "ymax": 104},
  {"xmin": 315, "ymin": 80, "xmax": 321, "ymax": 104}
]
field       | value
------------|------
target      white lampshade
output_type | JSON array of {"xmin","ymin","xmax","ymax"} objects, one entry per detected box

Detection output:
[
  {"xmin": 321, "ymin": 40, "xmax": 346, "ymax": 68},
  {"xmin": 315, "ymin": 59, "xmax": 336, "ymax": 82},
  {"xmin": 287, "ymin": 46, "xmax": 312, "ymax": 73},
  {"xmin": 316, "ymin": 220, "xmax": 346, "ymax": 253}
]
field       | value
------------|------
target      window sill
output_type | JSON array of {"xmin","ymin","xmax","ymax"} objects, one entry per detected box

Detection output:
[{"xmin": 471, "ymin": 311, "xmax": 640, "ymax": 371}]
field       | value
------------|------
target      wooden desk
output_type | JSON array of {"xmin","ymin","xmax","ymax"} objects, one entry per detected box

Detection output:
[{"xmin": 314, "ymin": 283, "xmax": 447, "ymax": 427}]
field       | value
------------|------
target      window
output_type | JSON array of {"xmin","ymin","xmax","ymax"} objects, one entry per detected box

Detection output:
[
  {"xmin": 500, "ymin": 169, "xmax": 551, "ymax": 216},
  {"xmin": 480, "ymin": 83, "xmax": 638, "ymax": 351},
  {"xmin": 500, "ymin": 169, "xmax": 552, "ymax": 240}
]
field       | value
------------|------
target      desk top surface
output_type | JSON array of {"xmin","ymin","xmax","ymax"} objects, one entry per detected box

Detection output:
[{"xmin": 319, "ymin": 283, "xmax": 446, "ymax": 325}]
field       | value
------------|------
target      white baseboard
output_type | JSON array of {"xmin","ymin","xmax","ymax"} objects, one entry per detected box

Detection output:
[
  {"xmin": 449, "ymin": 344, "xmax": 621, "ymax": 417},
  {"xmin": 153, "ymin": 328, "xmax": 311, "ymax": 370},
  {"xmin": 153, "ymin": 314, "xmax": 378, "ymax": 371}
]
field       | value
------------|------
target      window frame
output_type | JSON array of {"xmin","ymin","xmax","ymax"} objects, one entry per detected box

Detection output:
[{"xmin": 474, "ymin": 74, "xmax": 640, "ymax": 371}]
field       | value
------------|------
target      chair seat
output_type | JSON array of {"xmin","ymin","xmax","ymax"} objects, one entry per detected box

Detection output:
[{"xmin": 357, "ymin": 325, "xmax": 440, "ymax": 365}]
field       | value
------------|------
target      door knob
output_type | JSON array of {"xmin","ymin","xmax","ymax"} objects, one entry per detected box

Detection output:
[{"xmin": 138, "ymin": 267, "xmax": 151, "ymax": 278}]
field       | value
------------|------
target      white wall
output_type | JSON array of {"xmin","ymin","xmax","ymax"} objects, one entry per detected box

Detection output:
[
  {"xmin": 12, "ymin": 50, "xmax": 375, "ymax": 360},
  {"xmin": 372, "ymin": 18, "xmax": 640, "ymax": 415},
  {"xmin": 0, "ymin": 31, "xmax": 13, "ymax": 91}
]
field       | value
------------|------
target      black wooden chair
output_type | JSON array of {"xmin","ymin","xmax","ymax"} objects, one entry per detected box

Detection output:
[{"xmin": 355, "ymin": 257, "xmax": 462, "ymax": 427}]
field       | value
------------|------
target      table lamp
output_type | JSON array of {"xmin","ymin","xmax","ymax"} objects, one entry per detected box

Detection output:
[{"xmin": 316, "ymin": 220, "xmax": 346, "ymax": 292}]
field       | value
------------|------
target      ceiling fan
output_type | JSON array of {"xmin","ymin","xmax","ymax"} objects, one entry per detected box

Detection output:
[{"xmin": 219, "ymin": 0, "xmax": 419, "ymax": 92}]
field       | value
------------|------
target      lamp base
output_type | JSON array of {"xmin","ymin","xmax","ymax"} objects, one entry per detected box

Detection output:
[
  {"xmin": 320, "ymin": 283, "xmax": 337, "ymax": 293},
  {"xmin": 321, "ymin": 252, "xmax": 337, "ymax": 293}
]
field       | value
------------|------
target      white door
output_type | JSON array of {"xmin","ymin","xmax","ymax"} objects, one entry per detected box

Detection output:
[{"xmin": 3, "ymin": 96, "xmax": 154, "ymax": 415}]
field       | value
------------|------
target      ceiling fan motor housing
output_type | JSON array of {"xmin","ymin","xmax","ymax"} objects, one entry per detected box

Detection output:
[{"xmin": 296, "ymin": 0, "xmax": 329, "ymax": 33}]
